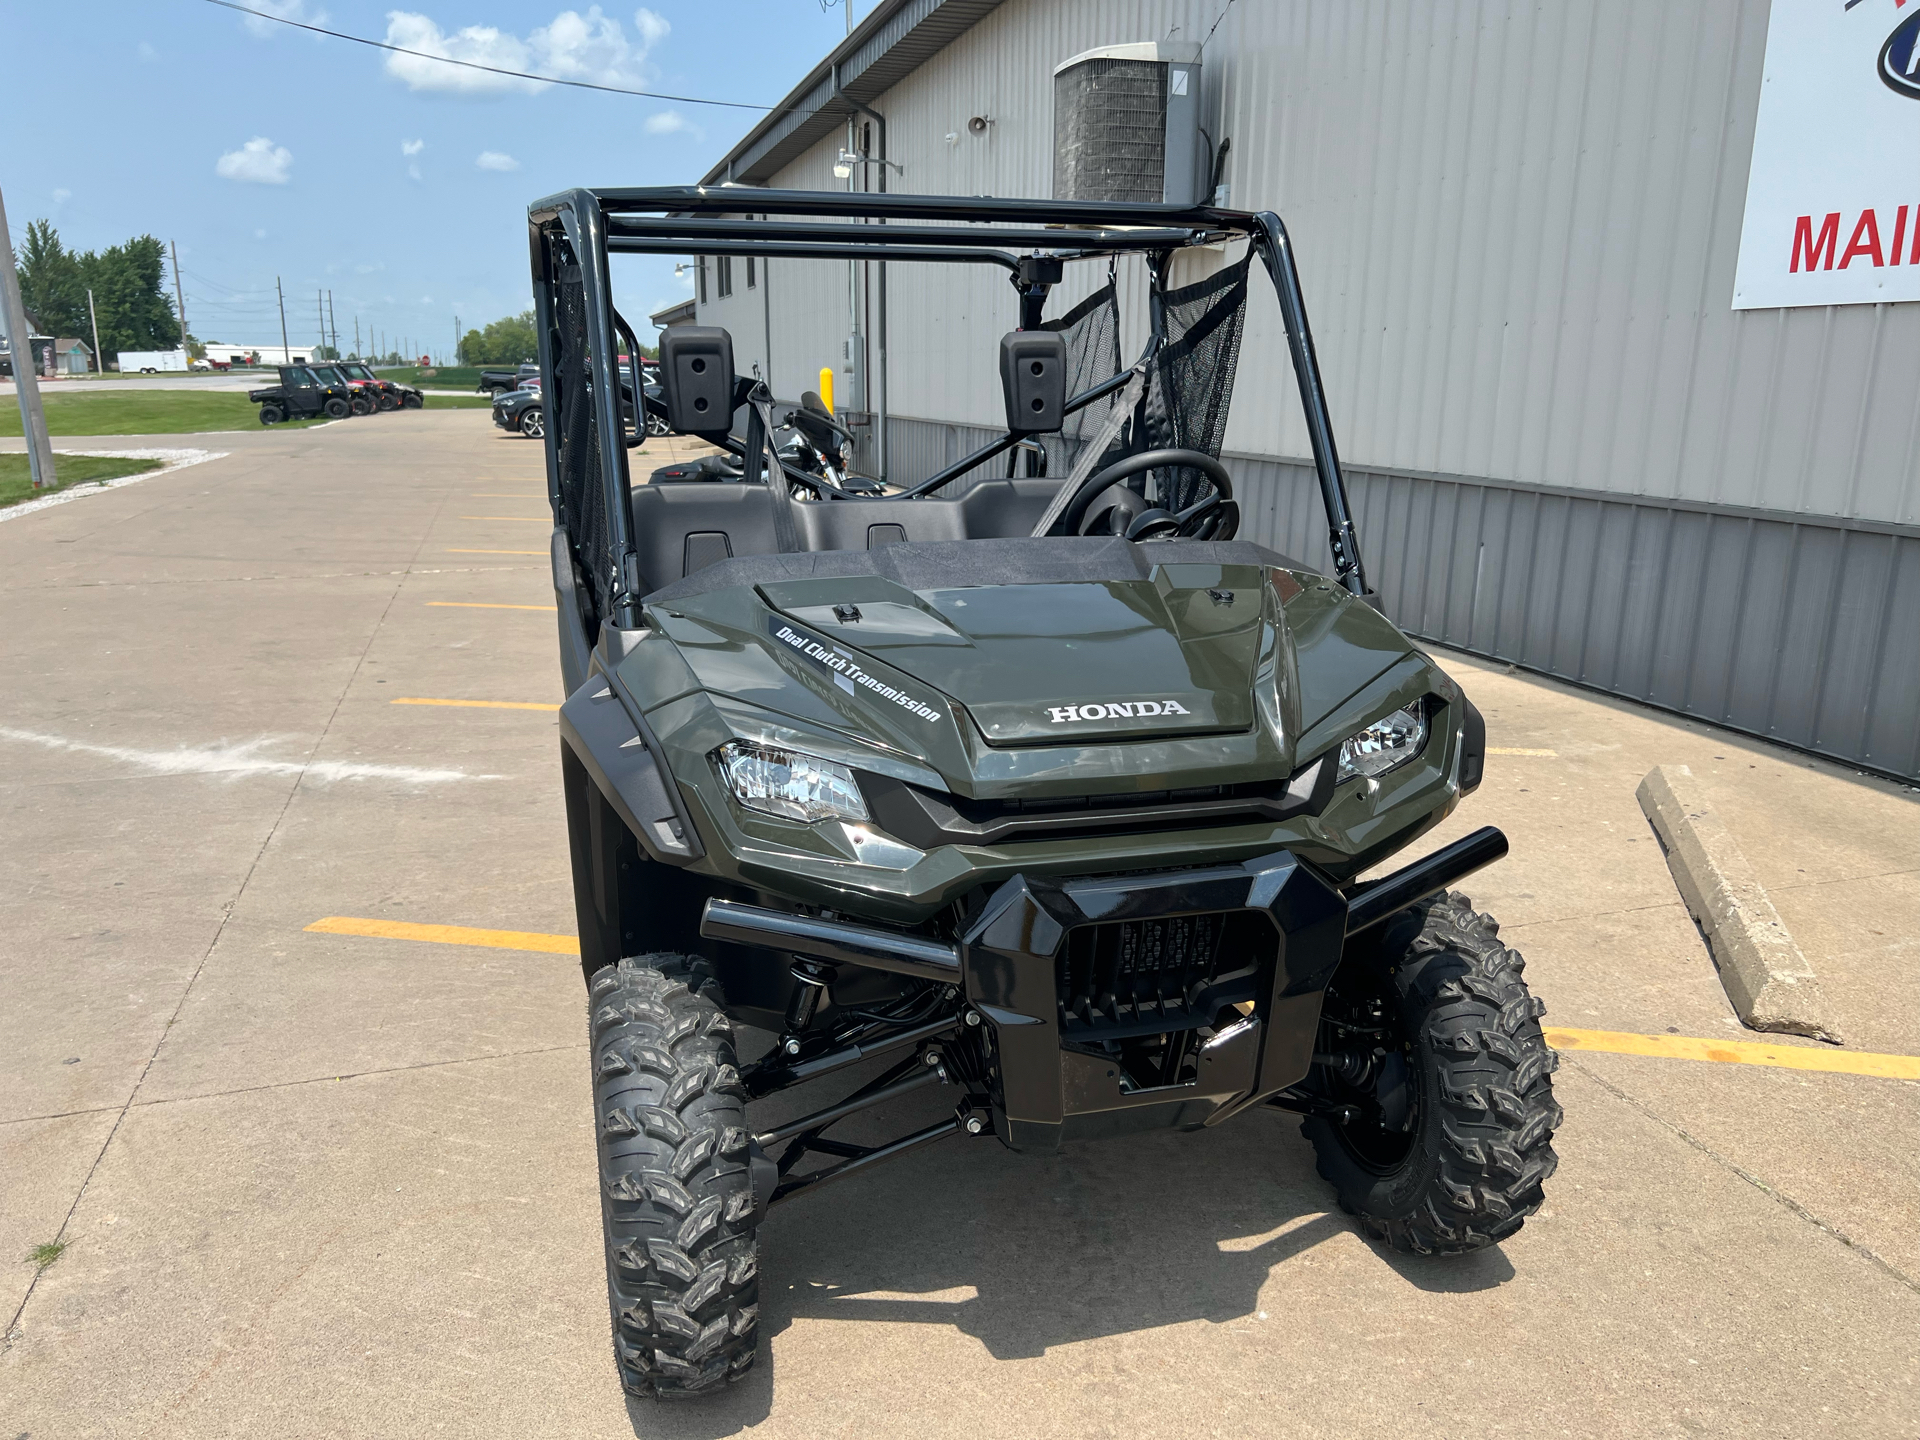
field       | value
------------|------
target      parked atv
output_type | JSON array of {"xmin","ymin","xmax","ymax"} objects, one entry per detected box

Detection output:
[
  {"xmin": 307, "ymin": 363, "xmax": 379, "ymax": 416},
  {"xmin": 528, "ymin": 185, "xmax": 1561, "ymax": 1399},
  {"xmin": 336, "ymin": 360, "xmax": 423, "ymax": 411},
  {"xmin": 248, "ymin": 364, "xmax": 354, "ymax": 424}
]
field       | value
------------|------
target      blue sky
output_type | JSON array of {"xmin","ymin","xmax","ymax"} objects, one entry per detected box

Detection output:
[{"xmin": 8, "ymin": 0, "xmax": 872, "ymax": 359}]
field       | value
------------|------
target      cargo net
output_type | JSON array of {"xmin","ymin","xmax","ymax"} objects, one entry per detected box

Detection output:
[
  {"xmin": 1037, "ymin": 278, "xmax": 1123, "ymax": 478},
  {"xmin": 1144, "ymin": 252, "xmax": 1253, "ymax": 511},
  {"xmin": 553, "ymin": 258, "xmax": 610, "ymax": 627}
]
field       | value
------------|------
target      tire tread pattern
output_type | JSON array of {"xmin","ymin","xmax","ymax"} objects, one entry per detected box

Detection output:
[
  {"xmin": 590, "ymin": 952, "xmax": 757, "ymax": 1397},
  {"xmin": 1308, "ymin": 891, "xmax": 1562, "ymax": 1256}
]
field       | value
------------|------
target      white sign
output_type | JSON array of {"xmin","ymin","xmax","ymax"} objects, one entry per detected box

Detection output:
[{"xmin": 1733, "ymin": 0, "xmax": 1920, "ymax": 309}]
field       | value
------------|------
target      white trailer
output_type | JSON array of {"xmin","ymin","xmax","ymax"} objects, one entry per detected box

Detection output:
[{"xmin": 115, "ymin": 349, "xmax": 189, "ymax": 373}]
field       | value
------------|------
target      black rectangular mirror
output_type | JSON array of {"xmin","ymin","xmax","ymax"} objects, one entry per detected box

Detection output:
[
  {"xmin": 659, "ymin": 326, "xmax": 735, "ymax": 440},
  {"xmin": 999, "ymin": 330, "xmax": 1067, "ymax": 435}
]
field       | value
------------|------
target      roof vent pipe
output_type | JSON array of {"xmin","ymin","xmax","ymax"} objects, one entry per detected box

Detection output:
[{"xmin": 832, "ymin": 65, "xmax": 890, "ymax": 484}]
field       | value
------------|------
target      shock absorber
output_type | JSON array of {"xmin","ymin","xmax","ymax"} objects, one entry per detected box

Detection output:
[{"xmin": 778, "ymin": 960, "xmax": 835, "ymax": 1057}]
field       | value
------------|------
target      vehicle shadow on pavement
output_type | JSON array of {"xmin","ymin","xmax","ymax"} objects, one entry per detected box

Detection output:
[{"xmin": 618, "ymin": 1092, "xmax": 1516, "ymax": 1438}]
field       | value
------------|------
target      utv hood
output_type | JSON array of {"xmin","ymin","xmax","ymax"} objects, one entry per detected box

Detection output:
[{"xmin": 759, "ymin": 570, "xmax": 1263, "ymax": 745}]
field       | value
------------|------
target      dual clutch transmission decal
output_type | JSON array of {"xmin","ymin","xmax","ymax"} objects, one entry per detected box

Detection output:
[{"xmin": 769, "ymin": 619, "xmax": 944, "ymax": 723}]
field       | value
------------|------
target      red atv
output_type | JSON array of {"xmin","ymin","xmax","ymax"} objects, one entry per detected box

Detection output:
[
  {"xmin": 307, "ymin": 363, "xmax": 383, "ymax": 416},
  {"xmin": 335, "ymin": 361, "xmax": 425, "ymax": 411}
]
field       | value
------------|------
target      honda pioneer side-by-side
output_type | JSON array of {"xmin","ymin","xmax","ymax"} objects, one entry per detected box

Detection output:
[
  {"xmin": 248, "ymin": 365, "xmax": 355, "ymax": 424},
  {"xmin": 527, "ymin": 186, "xmax": 1562, "ymax": 1398}
]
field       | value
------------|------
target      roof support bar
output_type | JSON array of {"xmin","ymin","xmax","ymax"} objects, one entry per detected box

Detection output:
[
  {"xmin": 1250, "ymin": 211, "xmax": 1369, "ymax": 598},
  {"xmin": 607, "ymin": 237, "xmax": 1021, "ymax": 271},
  {"xmin": 604, "ymin": 217, "xmax": 1206, "ymax": 251},
  {"xmin": 555, "ymin": 190, "xmax": 645, "ymax": 629}
]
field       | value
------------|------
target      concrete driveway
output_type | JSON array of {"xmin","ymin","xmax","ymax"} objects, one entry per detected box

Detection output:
[{"xmin": 2, "ymin": 413, "xmax": 1915, "ymax": 1437}]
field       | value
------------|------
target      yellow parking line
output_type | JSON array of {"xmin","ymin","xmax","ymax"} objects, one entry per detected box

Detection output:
[
  {"xmin": 426, "ymin": 601, "xmax": 556, "ymax": 612},
  {"xmin": 461, "ymin": 515, "xmax": 551, "ymax": 522},
  {"xmin": 1546, "ymin": 1027, "xmax": 1920, "ymax": 1081},
  {"xmin": 290, "ymin": 917, "xmax": 1920, "ymax": 1085},
  {"xmin": 390, "ymin": 697, "xmax": 560, "ymax": 711},
  {"xmin": 447, "ymin": 548, "xmax": 545, "ymax": 555},
  {"xmin": 1488, "ymin": 746, "xmax": 1558, "ymax": 757},
  {"xmin": 306, "ymin": 916, "xmax": 578, "ymax": 955}
]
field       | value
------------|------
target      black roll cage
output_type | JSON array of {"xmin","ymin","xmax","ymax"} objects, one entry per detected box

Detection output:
[{"xmin": 527, "ymin": 185, "xmax": 1369, "ymax": 630}]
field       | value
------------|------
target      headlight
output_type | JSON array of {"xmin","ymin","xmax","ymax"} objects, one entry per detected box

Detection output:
[
  {"xmin": 1338, "ymin": 704, "xmax": 1428, "ymax": 782},
  {"xmin": 716, "ymin": 740, "xmax": 868, "ymax": 824}
]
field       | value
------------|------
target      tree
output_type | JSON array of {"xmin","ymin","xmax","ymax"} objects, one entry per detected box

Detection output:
[
  {"xmin": 87, "ymin": 235, "xmax": 181, "ymax": 355},
  {"xmin": 14, "ymin": 221, "xmax": 180, "ymax": 358},
  {"xmin": 18, "ymin": 221, "xmax": 86, "ymax": 340},
  {"xmin": 461, "ymin": 310, "xmax": 537, "ymax": 365}
]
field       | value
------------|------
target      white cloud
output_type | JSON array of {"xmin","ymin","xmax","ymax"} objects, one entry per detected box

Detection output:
[
  {"xmin": 254, "ymin": 228, "xmax": 269, "ymax": 240},
  {"xmin": 408, "ymin": 162, "xmax": 423, "ymax": 182},
  {"xmin": 240, "ymin": 0, "xmax": 327, "ymax": 39},
  {"xmin": 216, "ymin": 137, "xmax": 293, "ymax": 185},
  {"xmin": 52, "ymin": 188, "xmax": 71, "ymax": 203},
  {"xmin": 475, "ymin": 151, "xmax": 520, "ymax": 171},
  {"xmin": 382, "ymin": 6, "xmax": 668, "ymax": 95},
  {"xmin": 401, "ymin": 138, "xmax": 426, "ymax": 155},
  {"xmin": 644, "ymin": 110, "xmax": 695, "ymax": 136}
]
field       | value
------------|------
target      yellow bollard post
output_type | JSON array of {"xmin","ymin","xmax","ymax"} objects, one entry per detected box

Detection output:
[{"xmin": 817, "ymin": 366, "xmax": 834, "ymax": 413}]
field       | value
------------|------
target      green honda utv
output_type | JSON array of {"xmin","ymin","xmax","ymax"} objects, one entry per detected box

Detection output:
[{"xmin": 527, "ymin": 186, "xmax": 1561, "ymax": 1398}]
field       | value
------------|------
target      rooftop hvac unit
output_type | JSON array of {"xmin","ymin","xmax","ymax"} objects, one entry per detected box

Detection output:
[{"xmin": 1053, "ymin": 41, "xmax": 1202, "ymax": 207}]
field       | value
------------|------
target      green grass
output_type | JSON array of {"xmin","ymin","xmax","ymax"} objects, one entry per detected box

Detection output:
[
  {"xmin": 0, "ymin": 389, "xmax": 491, "ymax": 438},
  {"xmin": 26, "ymin": 1239, "xmax": 69, "ymax": 1268},
  {"xmin": 1, "ymin": 453, "xmax": 164, "ymax": 510},
  {"xmin": 0, "ymin": 391, "xmax": 330, "ymax": 437},
  {"xmin": 380, "ymin": 365, "xmax": 491, "ymax": 389}
]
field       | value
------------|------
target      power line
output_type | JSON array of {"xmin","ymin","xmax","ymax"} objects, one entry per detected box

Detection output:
[{"xmin": 199, "ymin": 0, "xmax": 778, "ymax": 111}]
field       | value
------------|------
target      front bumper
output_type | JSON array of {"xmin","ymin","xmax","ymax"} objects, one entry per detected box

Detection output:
[{"xmin": 960, "ymin": 850, "xmax": 1346, "ymax": 1152}]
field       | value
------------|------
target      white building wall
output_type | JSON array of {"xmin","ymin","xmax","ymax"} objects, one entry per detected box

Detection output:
[{"xmin": 738, "ymin": 0, "xmax": 1919, "ymax": 527}]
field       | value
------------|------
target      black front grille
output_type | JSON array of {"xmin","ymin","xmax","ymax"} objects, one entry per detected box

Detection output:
[{"xmin": 1056, "ymin": 911, "xmax": 1268, "ymax": 1037}]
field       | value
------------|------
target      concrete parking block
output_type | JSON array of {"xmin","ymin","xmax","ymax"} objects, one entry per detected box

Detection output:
[{"xmin": 1639, "ymin": 764, "xmax": 1838, "ymax": 1040}]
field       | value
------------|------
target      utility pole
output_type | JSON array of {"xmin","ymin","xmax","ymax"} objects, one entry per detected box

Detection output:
[
  {"xmin": 327, "ymin": 290, "xmax": 338, "ymax": 358},
  {"xmin": 86, "ymin": 288, "xmax": 103, "ymax": 378},
  {"xmin": 354, "ymin": 315, "xmax": 361, "ymax": 360},
  {"xmin": 276, "ymin": 275, "xmax": 290, "ymax": 363},
  {"xmin": 453, "ymin": 314, "xmax": 460, "ymax": 365},
  {"xmin": 0, "ymin": 181, "xmax": 55, "ymax": 489},
  {"xmin": 169, "ymin": 239, "xmax": 190, "ymax": 364},
  {"xmin": 317, "ymin": 290, "xmax": 325, "ymax": 357}
]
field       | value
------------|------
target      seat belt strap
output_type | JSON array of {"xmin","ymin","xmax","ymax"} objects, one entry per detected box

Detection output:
[{"xmin": 1030, "ymin": 366, "xmax": 1149, "ymax": 538}]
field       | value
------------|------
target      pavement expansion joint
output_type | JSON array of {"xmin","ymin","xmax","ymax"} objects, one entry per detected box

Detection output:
[
  {"xmin": 125, "ymin": 1042, "xmax": 589, "ymax": 1112},
  {"xmin": 1563, "ymin": 1054, "xmax": 1920, "ymax": 1298}
]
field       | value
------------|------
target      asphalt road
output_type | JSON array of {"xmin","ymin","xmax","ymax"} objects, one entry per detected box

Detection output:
[{"xmin": 2, "ymin": 414, "xmax": 1915, "ymax": 1438}]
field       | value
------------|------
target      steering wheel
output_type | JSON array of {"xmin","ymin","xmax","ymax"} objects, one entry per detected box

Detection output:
[{"xmin": 1043, "ymin": 448, "xmax": 1237, "ymax": 541}]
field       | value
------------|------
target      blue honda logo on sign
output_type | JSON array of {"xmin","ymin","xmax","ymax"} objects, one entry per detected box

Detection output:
[{"xmin": 1879, "ymin": 10, "xmax": 1920, "ymax": 97}]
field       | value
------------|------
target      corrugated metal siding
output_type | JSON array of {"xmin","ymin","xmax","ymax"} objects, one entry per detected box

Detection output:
[
  {"xmin": 760, "ymin": 0, "xmax": 1920, "ymax": 527},
  {"xmin": 722, "ymin": 0, "xmax": 1920, "ymax": 778}
]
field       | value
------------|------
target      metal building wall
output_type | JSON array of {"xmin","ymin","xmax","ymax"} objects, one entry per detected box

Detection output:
[{"xmin": 728, "ymin": 0, "xmax": 1920, "ymax": 778}]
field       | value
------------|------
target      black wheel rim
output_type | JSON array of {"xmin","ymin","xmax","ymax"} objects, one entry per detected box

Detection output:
[{"xmin": 1315, "ymin": 971, "xmax": 1423, "ymax": 1172}]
